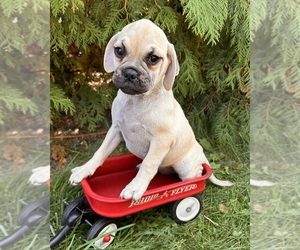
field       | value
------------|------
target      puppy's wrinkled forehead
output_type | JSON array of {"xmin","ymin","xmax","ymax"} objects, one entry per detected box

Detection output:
[{"xmin": 115, "ymin": 19, "xmax": 169, "ymax": 56}]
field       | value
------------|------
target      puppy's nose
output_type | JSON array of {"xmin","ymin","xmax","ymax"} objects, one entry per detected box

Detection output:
[{"xmin": 123, "ymin": 68, "xmax": 139, "ymax": 81}]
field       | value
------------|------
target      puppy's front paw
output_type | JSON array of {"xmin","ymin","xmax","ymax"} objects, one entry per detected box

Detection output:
[
  {"xmin": 29, "ymin": 165, "xmax": 50, "ymax": 185},
  {"xmin": 120, "ymin": 179, "xmax": 148, "ymax": 201},
  {"xmin": 69, "ymin": 166, "xmax": 93, "ymax": 185}
]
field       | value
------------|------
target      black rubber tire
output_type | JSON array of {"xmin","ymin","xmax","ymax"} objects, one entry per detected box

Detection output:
[
  {"xmin": 169, "ymin": 195, "xmax": 202, "ymax": 224},
  {"xmin": 86, "ymin": 218, "xmax": 118, "ymax": 249},
  {"xmin": 18, "ymin": 195, "xmax": 49, "ymax": 225},
  {"xmin": 61, "ymin": 196, "xmax": 90, "ymax": 225}
]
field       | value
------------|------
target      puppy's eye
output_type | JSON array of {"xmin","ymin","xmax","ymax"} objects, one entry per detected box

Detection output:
[
  {"xmin": 148, "ymin": 55, "xmax": 161, "ymax": 65},
  {"xmin": 114, "ymin": 47, "xmax": 126, "ymax": 58}
]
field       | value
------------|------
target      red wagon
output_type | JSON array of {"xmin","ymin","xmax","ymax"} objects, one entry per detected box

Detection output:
[{"xmin": 50, "ymin": 154, "xmax": 212, "ymax": 249}]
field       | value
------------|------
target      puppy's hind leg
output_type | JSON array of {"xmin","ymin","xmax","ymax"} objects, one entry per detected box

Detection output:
[
  {"xmin": 69, "ymin": 125, "xmax": 122, "ymax": 185},
  {"xmin": 137, "ymin": 164, "xmax": 175, "ymax": 175},
  {"xmin": 174, "ymin": 144, "xmax": 234, "ymax": 187},
  {"xmin": 158, "ymin": 166, "xmax": 176, "ymax": 175}
]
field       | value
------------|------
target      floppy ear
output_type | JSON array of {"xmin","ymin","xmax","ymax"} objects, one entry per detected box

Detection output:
[
  {"xmin": 163, "ymin": 43, "xmax": 180, "ymax": 91},
  {"xmin": 103, "ymin": 33, "xmax": 119, "ymax": 73}
]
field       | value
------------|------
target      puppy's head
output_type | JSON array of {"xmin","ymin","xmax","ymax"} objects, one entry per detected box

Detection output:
[{"xmin": 104, "ymin": 19, "xmax": 179, "ymax": 95}]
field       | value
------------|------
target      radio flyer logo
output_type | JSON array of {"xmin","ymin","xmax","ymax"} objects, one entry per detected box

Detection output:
[{"xmin": 129, "ymin": 184, "xmax": 197, "ymax": 208}]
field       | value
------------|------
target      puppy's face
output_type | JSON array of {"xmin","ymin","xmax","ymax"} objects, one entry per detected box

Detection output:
[{"xmin": 104, "ymin": 19, "xmax": 179, "ymax": 95}]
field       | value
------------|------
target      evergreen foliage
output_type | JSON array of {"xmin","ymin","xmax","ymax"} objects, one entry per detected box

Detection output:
[
  {"xmin": 50, "ymin": 83, "xmax": 75, "ymax": 122},
  {"xmin": 0, "ymin": 83, "xmax": 38, "ymax": 124},
  {"xmin": 251, "ymin": 0, "xmax": 300, "ymax": 162},
  {"xmin": 50, "ymin": 0, "xmax": 250, "ymax": 161},
  {"xmin": 181, "ymin": 0, "xmax": 228, "ymax": 45},
  {"xmin": 251, "ymin": 2, "xmax": 299, "ymax": 249},
  {"xmin": 0, "ymin": 0, "xmax": 49, "ymax": 126}
]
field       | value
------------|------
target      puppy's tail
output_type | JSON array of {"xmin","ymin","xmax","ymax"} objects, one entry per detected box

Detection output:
[
  {"xmin": 209, "ymin": 173, "xmax": 234, "ymax": 187},
  {"xmin": 250, "ymin": 179, "xmax": 275, "ymax": 187}
]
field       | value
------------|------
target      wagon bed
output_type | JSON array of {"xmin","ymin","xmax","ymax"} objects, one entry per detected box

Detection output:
[
  {"xmin": 51, "ymin": 153, "xmax": 212, "ymax": 249},
  {"xmin": 81, "ymin": 153, "xmax": 212, "ymax": 218}
]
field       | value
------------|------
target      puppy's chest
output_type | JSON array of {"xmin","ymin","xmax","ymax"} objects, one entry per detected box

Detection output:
[
  {"xmin": 114, "ymin": 100, "xmax": 152, "ymax": 157},
  {"xmin": 116, "ymin": 109, "xmax": 150, "ymax": 139}
]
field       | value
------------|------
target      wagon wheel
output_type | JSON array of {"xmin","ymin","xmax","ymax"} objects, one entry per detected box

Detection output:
[
  {"xmin": 170, "ymin": 195, "xmax": 202, "ymax": 224},
  {"xmin": 18, "ymin": 195, "xmax": 50, "ymax": 225},
  {"xmin": 62, "ymin": 196, "xmax": 90, "ymax": 225},
  {"xmin": 87, "ymin": 218, "xmax": 118, "ymax": 249}
]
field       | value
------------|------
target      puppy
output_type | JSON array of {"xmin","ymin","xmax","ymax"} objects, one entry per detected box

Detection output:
[
  {"xmin": 70, "ymin": 19, "xmax": 233, "ymax": 201},
  {"xmin": 29, "ymin": 165, "xmax": 50, "ymax": 185},
  {"xmin": 250, "ymin": 179, "xmax": 275, "ymax": 187}
]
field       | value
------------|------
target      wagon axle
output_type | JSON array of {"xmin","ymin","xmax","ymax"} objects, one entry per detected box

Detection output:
[{"xmin": 103, "ymin": 235, "xmax": 111, "ymax": 243}]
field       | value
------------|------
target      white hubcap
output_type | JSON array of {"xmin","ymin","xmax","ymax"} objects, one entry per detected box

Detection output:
[
  {"xmin": 94, "ymin": 223, "xmax": 117, "ymax": 249},
  {"xmin": 176, "ymin": 197, "xmax": 200, "ymax": 222}
]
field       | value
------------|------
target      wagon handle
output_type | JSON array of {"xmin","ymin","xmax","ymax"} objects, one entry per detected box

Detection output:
[{"xmin": 50, "ymin": 210, "xmax": 81, "ymax": 248}]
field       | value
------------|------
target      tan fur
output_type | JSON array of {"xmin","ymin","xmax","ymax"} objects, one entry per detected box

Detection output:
[{"xmin": 70, "ymin": 19, "xmax": 233, "ymax": 201}]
